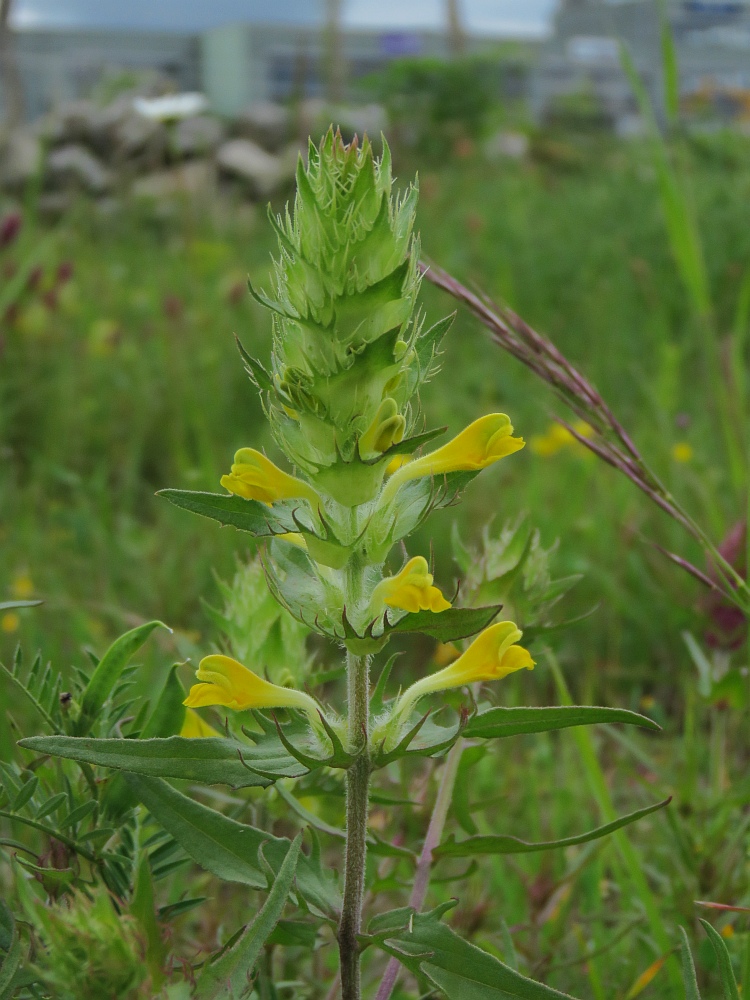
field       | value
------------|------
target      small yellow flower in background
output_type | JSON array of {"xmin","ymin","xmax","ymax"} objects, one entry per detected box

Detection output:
[
  {"xmin": 220, "ymin": 448, "xmax": 320, "ymax": 507},
  {"xmin": 371, "ymin": 556, "xmax": 452, "ymax": 615},
  {"xmin": 184, "ymin": 654, "xmax": 320, "ymax": 725},
  {"xmin": 721, "ymin": 924, "xmax": 735, "ymax": 939},
  {"xmin": 392, "ymin": 620, "xmax": 534, "ymax": 724},
  {"xmin": 11, "ymin": 574, "xmax": 34, "ymax": 599},
  {"xmin": 671, "ymin": 442, "xmax": 693, "ymax": 463},
  {"xmin": 1, "ymin": 612, "xmax": 20, "ymax": 633},
  {"xmin": 639, "ymin": 694, "xmax": 656, "ymax": 711},
  {"xmin": 180, "ymin": 708, "xmax": 221, "ymax": 739},
  {"xmin": 530, "ymin": 420, "xmax": 592, "ymax": 458}
]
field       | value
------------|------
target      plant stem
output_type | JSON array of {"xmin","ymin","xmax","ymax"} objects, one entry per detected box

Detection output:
[
  {"xmin": 339, "ymin": 647, "xmax": 370, "ymax": 1000},
  {"xmin": 375, "ymin": 737, "xmax": 465, "ymax": 1000}
]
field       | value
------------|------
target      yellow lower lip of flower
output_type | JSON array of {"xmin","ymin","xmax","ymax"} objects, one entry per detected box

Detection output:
[
  {"xmin": 392, "ymin": 620, "xmax": 534, "ymax": 722},
  {"xmin": 371, "ymin": 555, "xmax": 451, "ymax": 615},
  {"xmin": 220, "ymin": 448, "xmax": 319, "ymax": 507},
  {"xmin": 184, "ymin": 654, "xmax": 320, "ymax": 722},
  {"xmin": 384, "ymin": 414, "xmax": 524, "ymax": 496}
]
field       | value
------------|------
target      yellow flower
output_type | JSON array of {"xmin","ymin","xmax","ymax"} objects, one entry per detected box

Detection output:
[
  {"xmin": 276, "ymin": 532, "xmax": 308, "ymax": 549},
  {"xmin": 184, "ymin": 654, "xmax": 320, "ymax": 724},
  {"xmin": 721, "ymin": 924, "xmax": 735, "ymax": 939},
  {"xmin": 180, "ymin": 707, "xmax": 221, "ymax": 738},
  {"xmin": 392, "ymin": 621, "xmax": 534, "ymax": 723},
  {"xmin": 671, "ymin": 442, "xmax": 693, "ymax": 463},
  {"xmin": 11, "ymin": 575, "xmax": 34, "ymax": 599},
  {"xmin": 385, "ymin": 454, "xmax": 411, "ymax": 476},
  {"xmin": 530, "ymin": 421, "xmax": 592, "ymax": 458},
  {"xmin": 358, "ymin": 398, "xmax": 406, "ymax": 458},
  {"xmin": 384, "ymin": 414, "xmax": 523, "ymax": 497},
  {"xmin": 1, "ymin": 612, "xmax": 20, "ymax": 633},
  {"xmin": 371, "ymin": 556, "xmax": 452, "ymax": 615},
  {"xmin": 220, "ymin": 448, "xmax": 320, "ymax": 507}
]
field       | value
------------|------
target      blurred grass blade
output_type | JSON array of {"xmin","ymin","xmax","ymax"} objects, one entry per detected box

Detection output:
[
  {"xmin": 195, "ymin": 834, "xmax": 301, "ymax": 999},
  {"xmin": 76, "ymin": 621, "xmax": 169, "ymax": 736},
  {"xmin": 659, "ymin": 2, "xmax": 680, "ymax": 126},
  {"xmin": 0, "ymin": 901, "xmax": 22, "ymax": 1000},
  {"xmin": 699, "ymin": 919, "xmax": 740, "ymax": 1000},
  {"xmin": 547, "ymin": 650, "xmax": 682, "ymax": 995},
  {"xmin": 624, "ymin": 953, "xmax": 669, "ymax": 999},
  {"xmin": 464, "ymin": 705, "xmax": 660, "ymax": 740},
  {"xmin": 434, "ymin": 798, "xmax": 670, "ymax": 858},
  {"xmin": 130, "ymin": 855, "xmax": 167, "ymax": 988},
  {"xmin": 678, "ymin": 927, "xmax": 701, "ymax": 1000}
]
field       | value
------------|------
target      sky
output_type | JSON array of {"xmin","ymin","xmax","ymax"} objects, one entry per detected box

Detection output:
[{"xmin": 12, "ymin": 0, "xmax": 558, "ymax": 38}]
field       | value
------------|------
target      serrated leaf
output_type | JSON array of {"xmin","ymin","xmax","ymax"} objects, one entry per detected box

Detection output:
[
  {"xmin": 158, "ymin": 490, "xmax": 301, "ymax": 536},
  {"xmin": 19, "ymin": 735, "xmax": 305, "ymax": 787},
  {"xmin": 371, "ymin": 903, "xmax": 579, "ymax": 998},
  {"xmin": 195, "ymin": 835, "xmax": 301, "ymax": 999},
  {"xmin": 125, "ymin": 775, "xmax": 340, "ymax": 918},
  {"xmin": 464, "ymin": 705, "xmax": 661, "ymax": 740},
  {"xmin": 700, "ymin": 919, "xmax": 740, "ymax": 1000},
  {"xmin": 384, "ymin": 603, "xmax": 502, "ymax": 642},
  {"xmin": 76, "ymin": 621, "xmax": 168, "ymax": 736},
  {"xmin": 434, "ymin": 798, "xmax": 670, "ymax": 858}
]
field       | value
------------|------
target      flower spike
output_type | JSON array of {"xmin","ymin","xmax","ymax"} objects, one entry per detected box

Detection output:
[
  {"xmin": 370, "ymin": 556, "xmax": 451, "ymax": 615},
  {"xmin": 185, "ymin": 654, "xmax": 321, "ymax": 727},
  {"xmin": 391, "ymin": 621, "xmax": 534, "ymax": 725},
  {"xmin": 220, "ymin": 448, "xmax": 320, "ymax": 507}
]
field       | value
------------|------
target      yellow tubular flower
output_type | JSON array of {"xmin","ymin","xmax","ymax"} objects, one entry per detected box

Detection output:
[
  {"xmin": 371, "ymin": 556, "xmax": 451, "ymax": 615},
  {"xmin": 184, "ymin": 654, "xmax": 320, "ymax": 725},
  {"xmin": 220, "ymin": 448, "xmax": 320, "ymax": 507},
  {"xmin": 384, "ymin": 413, "xmax": 524, "ymax": 498},
  {"xmin": 180, "ymin": 707, "xmax": 221, "ymax": 738},
  {"xmin": 392, "ymin": 621, "xmax": 534, "ymax": 723}
]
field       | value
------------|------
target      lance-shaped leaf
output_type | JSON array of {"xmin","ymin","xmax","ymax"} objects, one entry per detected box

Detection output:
[
  {"xmin": 464, "ymin": 705, "xmax": 661, "ymax": 741},
  {"xmin": 157, "ymin": 490, "xmax": 306, "ymax": 536},
  {"xmin": 195, "ymin": 835, "xmax": 301, "ymax": 1000},
  {"xmin": 434, "ymin": 797, "xmax": 671, "ymax": 858},
  {"xmin": 125, "ymin": 775, "xmax": 340, "ymax": 918},
  {"xmin": 700, "ymin": 919, "xmax": 740, "ymax": 1000},
  {"xmin": 18, "ymin": 735, "xmax": 306, "ymax": 787},
  {"xmin": 678, "ymin": 927, "xmax": 701, "ymax": 1000},
  {"xmin": 76, "ymin": 620, "xmax": 168, "ymax": 736},
  {"xmin": 0, "ymin": 901, "xmax": 22, "ymax": 1000},
  {"xmin": 369, "ymin": 901, "xmax": 579, "ymax": 999},
  {"xmin": 383, "ymin": 603, "xmax": 503, "ymax": 643}
]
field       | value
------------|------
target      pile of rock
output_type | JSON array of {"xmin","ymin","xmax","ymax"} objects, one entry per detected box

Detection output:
[{"xmin": 0, "ymin": 96, "xmax": 318, "ymax": 214}]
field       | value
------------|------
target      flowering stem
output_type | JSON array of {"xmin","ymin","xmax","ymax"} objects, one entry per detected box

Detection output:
[
  {"xmin": 339, "ymin": 548, "xmax": 371, "ymax": 1000},
  {"xmin": 375, "ymin": 736, "xmax": 465, "ymax": 1000}
]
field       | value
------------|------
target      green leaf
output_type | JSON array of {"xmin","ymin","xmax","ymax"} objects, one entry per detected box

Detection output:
[
  {"xmin": 76, "ymin": 621, "xmax": 168, "ymax": 736},
  {"xmin": 384, "ymin": 603, "xmax": 502, "ymax": 642},
  {"xmin": 18, "ymin": 735, "xmax": 304, "ymax": 787},
  {"xmin": 370, "ymin": 903, "xmax": 579, "ymax": 998},
  {"xmin": 125, "ymin": 775, "xmax": 340, "ymax": 918},
  {"xmin": 195, "ymin": 835, "xmax": 301, "ymax": 999},
  {"xmin": 434, "ymin": 798, "xmax": 670, "ymax": 858},
  {"xmin": 700, "ymin": 919, "xmax": 740, "ymax": 1000},
  {"xmin": 0, "ymin": 600, "xmax": 42, "ymax": 612},
  {"xmin": 131, "ymin": 855, "xmax": 167, "ymax": 988},
  {"xmin": 158, "ymin": 490, "xmax": 300, "ymax": 536},
  {"xmin": 464, "ymin": 705, "xmax": 661, "ymax": 740},
  {"xmin": 11, "ymin": 777, "xmax": 38, "ymax": 813},
  {"xmin": 102, "ymin": 664, "xmax": 188, "ymax": 818},
  {"xmin": 678, "ymin": 927, "xmax": 701, "ymax": 1000},
  {"xmin": 0, "ymin": 902, "xmax": 22, "ymax": 1000}
]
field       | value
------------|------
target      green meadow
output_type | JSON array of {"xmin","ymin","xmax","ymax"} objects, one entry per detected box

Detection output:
[{"xmin": 1, "ymin": 131, "xmax": 749, "ymax": 996}]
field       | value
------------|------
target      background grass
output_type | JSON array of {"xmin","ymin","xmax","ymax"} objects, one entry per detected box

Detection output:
[{"xmin": 1, "ymin": 131, "xmax": 749, "ymax": 996}]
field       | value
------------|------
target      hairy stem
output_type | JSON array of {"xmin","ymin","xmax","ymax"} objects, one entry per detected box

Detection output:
[
  {"xmin": 339, "ymin": 644, "xmax": 370, "ymax": 1000},
  {"xmin": 375, "ymin": 737, "xmax": 465, "ymax": 1000}
]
